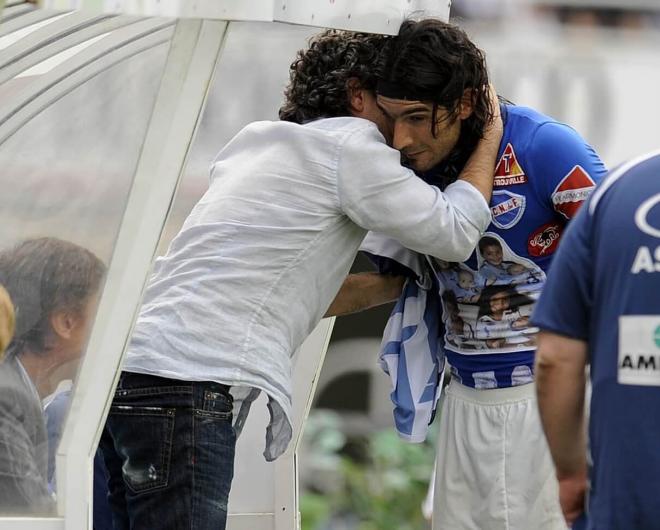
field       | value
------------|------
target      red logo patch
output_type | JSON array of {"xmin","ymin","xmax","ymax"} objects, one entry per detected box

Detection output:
[
  {"xmin": 494, "ymin": 143, "xmax": 527, "ymax": 186},
  {"xmin": 552, "ymin": 165, "xmax": 596, "ymax": 220},
  {"xmin": 528, "ymin": 223, "xmax": 562, "ymax": 257}
]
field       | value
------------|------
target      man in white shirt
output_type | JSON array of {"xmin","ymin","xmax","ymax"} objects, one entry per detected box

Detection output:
[{"xmin": 99, "ymin": 30, "xmax": 502, "ymax": 530}]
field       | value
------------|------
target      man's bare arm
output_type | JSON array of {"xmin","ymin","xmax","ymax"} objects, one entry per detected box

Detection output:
[
  {"xmin": 457, "ymin": 86, "xmax": 503, "ymax": 203},
  {"xmin": 535, "ymin": 330, "xmax": 589, "ymax": 525},
  {"xmin": 324, "ymin": 272, "xmax": 406, "ymax": 318}
]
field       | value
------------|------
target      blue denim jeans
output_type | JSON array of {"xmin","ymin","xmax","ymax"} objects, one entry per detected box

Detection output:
[{"xmin": 99, "ymin": 372, "xmax": 236, "ymax": 530}]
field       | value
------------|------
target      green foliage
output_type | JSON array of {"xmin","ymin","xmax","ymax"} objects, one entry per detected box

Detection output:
[
  {"xmin": 300, "ymin": 411, "xmax": 436, "ymax": 530},
  {"xmin": 300, "ymin": 493, "xmax": 331, "ymax": 530}
]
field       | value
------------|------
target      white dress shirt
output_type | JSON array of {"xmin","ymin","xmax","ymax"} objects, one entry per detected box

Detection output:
[{"xmin": 123, "ymin": 117, "xmax": 490, "ymax": 460}]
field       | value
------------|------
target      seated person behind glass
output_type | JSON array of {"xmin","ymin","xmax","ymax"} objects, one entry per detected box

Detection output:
[{"xmin": 0, "ymin": 238, "xmax": 104, "ymax": 514}]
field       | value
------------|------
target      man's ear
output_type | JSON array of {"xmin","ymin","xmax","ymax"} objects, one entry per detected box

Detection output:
[
  {"xmin": 50, "ymin": 310, "xmax": 79, "ymax": 340},
  {"xmin": 346, "ymin": 77, "xmax": 365, "ymax": 115},
  {"xmin": 458, "ymin": 88, "xmax": 475, "ymax": 120}
]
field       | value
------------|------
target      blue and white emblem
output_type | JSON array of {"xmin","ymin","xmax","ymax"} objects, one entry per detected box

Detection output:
[{"xmin": 490, "ymin": 190, "xmax": 526, "ymax": 229}]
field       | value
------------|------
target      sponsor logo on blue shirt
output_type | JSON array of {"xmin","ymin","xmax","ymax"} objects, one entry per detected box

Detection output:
[{"xmin": 490, "ymin": 190, "xmax": 526, "ymax": 230}]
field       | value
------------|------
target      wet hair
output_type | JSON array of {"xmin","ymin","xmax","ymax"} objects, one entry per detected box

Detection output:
[
  {"xmin": 0, "ymin": 238, "xmax": 105, "ymax": 357},
  {"xmin": 279, "ymin": 30, "xmax": 390, "ymax": 124},
  {"xmin": 478, "ymin": 236, "xmax": 502, "ymax": 255},
  {"xmin": 378, "ymin": 19, "xmax": 496, "ymax": 180}
]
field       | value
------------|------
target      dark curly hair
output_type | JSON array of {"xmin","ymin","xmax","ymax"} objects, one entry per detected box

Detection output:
[
  {"xmin": 279, "ymin": 30, "xmax": 390, "ymax": 124},
  {"xmin": 0, "ymin": 237, "xmax": 105, "ymax": 357},
  {"xmin": 379, "ymin": 19, "xmax": 497, "ymax": 183}
]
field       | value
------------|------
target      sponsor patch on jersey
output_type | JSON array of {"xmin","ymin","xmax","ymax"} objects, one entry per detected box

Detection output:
[
  {"xmin": 527, "ymin": 223, "xmax": 562, "ymax": 257},
  {"xmin": 618, "ymin": 316, "xmax": 660, "ymax": 386},
  {"xmin": 490, "ymin": 190, "xmax": 526, "ymax": 229},
  {"xmin": 494, "ymin": 143, "xmax": 527, "ymax": 186},
  {"xmin": 634, "ymin": 193, "xmax": 660, "ymax": 238},
  {"xmin": 552, "ymin": 165, "xmax": 596, "ymax": 219}
]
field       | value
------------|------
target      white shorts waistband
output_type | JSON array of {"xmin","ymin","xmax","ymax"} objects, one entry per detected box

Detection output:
[{"xmin": 446, "ymin": 379, "xmax": 535, "ymax": 405}]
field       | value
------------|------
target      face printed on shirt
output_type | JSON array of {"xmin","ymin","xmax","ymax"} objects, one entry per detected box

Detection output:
[
  {"xmin": 482, "ymin": 243, "xmax": 504, "ymax": 267},
  {"xmin": 458, "ymin": 270, "xmax": 476, "ymax": 290},
  {"xmin": 488, "ymin": 291, "xmax": 510, "ymax": 317},
  {"xmin": 435, "ymin": 233, "xmax": 545, "ymax": 354}
]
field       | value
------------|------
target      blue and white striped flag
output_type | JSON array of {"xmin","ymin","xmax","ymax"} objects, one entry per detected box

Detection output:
[{"xmin": 379, "ymin": 272, "xmax": 444, "ymax": 442}]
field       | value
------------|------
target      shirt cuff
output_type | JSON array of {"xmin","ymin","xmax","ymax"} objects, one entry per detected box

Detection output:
[{"xmin": 444, "ymin": 180, "xmax": 491, "ymax": 233}]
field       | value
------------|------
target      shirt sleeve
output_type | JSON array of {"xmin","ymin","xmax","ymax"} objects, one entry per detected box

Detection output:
[
  {"xmin": 336, "ymin": 124, "xmax": 491, "ymax": 262},
  {"xmin": 531, "ymin": 197, "xmax": 595, "ymax": 340},
  {"xmin": 526, "ymin": 121, "xmax": 608, "ymax": 220}
]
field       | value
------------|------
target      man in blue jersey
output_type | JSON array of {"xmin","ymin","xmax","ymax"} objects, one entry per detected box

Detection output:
[
  {"xmin": 533, "ymin": 150, "xmax": 660, "ymax": 529},
  {"xmin": 361, "ymin": 18, "xmax": 608, "ymax": 529}
]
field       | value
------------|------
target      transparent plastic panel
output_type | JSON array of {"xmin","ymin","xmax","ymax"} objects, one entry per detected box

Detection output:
[
  {"xmin": 0, "ymin": 37, "xmax": 170, "ymax": 258},
  {"xmin": 159, "ymin": 20, "xmax": 318, "ymax": 250},
  {"xmin": 0, "ymin": 33, "xmax": 171, "ymax": 517},
  {"xmin": 0, "ymin": 5, "xmax": 62, "ymax": 47},
  {"xmin": 0, "ymin": 11, "xmax": 72, "ymax": 50}
]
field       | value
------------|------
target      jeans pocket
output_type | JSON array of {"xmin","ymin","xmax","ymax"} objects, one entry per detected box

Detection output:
[
  {"xmin": 107, "ymin": 405, "xmax": 175, "ymax": 494},
  {"xmin": 197, "ymin": 389, "xmax": 232, "ymax": 420}
]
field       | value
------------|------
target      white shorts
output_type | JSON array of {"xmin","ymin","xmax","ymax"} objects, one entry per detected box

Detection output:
[{"xmin": 431, "ymin": 380, "xmax": 566, "ymax": 530}]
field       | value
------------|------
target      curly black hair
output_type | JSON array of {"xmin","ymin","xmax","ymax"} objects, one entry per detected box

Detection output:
[
  {"xmin": 379, "ymin": 19, "xmax": 497, "ymax": 182},
  {"xmin": 279, "ymin": 30, "xmax": 390, "ymax": 124}
]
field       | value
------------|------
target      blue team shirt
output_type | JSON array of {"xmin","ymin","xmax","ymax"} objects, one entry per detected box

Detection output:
[
  {"xmin": 430, "ymin": 105, "xmax": 607, "ymax": 388},
  {"xmin": 532, "ymin": 151, "xmax": 660, "ymax": 529}
]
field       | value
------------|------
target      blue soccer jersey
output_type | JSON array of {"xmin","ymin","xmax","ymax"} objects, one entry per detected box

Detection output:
[
  {"xmin": 431, "ymin": 105, "xmax": 607, "ymax": 389},
  {"xmin": 532, "ymin": 151, "xmax": 660, "ymax": 529}
]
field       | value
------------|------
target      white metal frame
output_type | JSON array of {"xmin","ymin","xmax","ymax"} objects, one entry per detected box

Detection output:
[
  {"xmin": 0, "ymin": 19, "xmax": 174, "ymax": 131},
  {"xmin": 530, "ymin": 0, "xmax": 660, "ymax": 9},
  {"xmin": 0, "ymin": 12, "xmax": 146, "ymax": 83},
  {"xmin": 0, "ymin": 7, "xmax": 63, "ymax": 37},
  {"xmin": 273, "ymin": 0, "xmax": 451, "ymax": 34},
  {"xmin": 0, "ymin": 520, "xmax": 63, "ymax": 530},
  {"xmin": 40, "ymin": 0, "xmax": 450, "ymax": 33},
  {"xmin": 0, "ymin": 15, "xmax": 228, "ymax": 530},
  {"xmin": 57, "ymin": 18, "xmax": 229, "ymax": 530}
]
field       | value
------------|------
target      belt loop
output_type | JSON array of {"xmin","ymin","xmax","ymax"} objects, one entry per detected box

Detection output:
[{"xmin": 117, "ymin": 371, "xmax": 126, "ymax": 390}]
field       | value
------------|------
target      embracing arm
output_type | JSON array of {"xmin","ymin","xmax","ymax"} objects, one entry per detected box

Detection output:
[
  {"xmin": 337, "ymin": 87, "xmax": 501, "ymax": 261},
  {"xmin": 535, "ymin": 330, "xmax": 588, "ymax": 526},
  {"xmin": 324, "ymin": 272, "xmax": 406, "ymax": 318},
  {"xmin": 456, "ymin": 86, "xmax": 503, "ymax": 204},
  {"xmin": 338, "ymin": 131, "xmax": 491, "ymax": 261}
]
